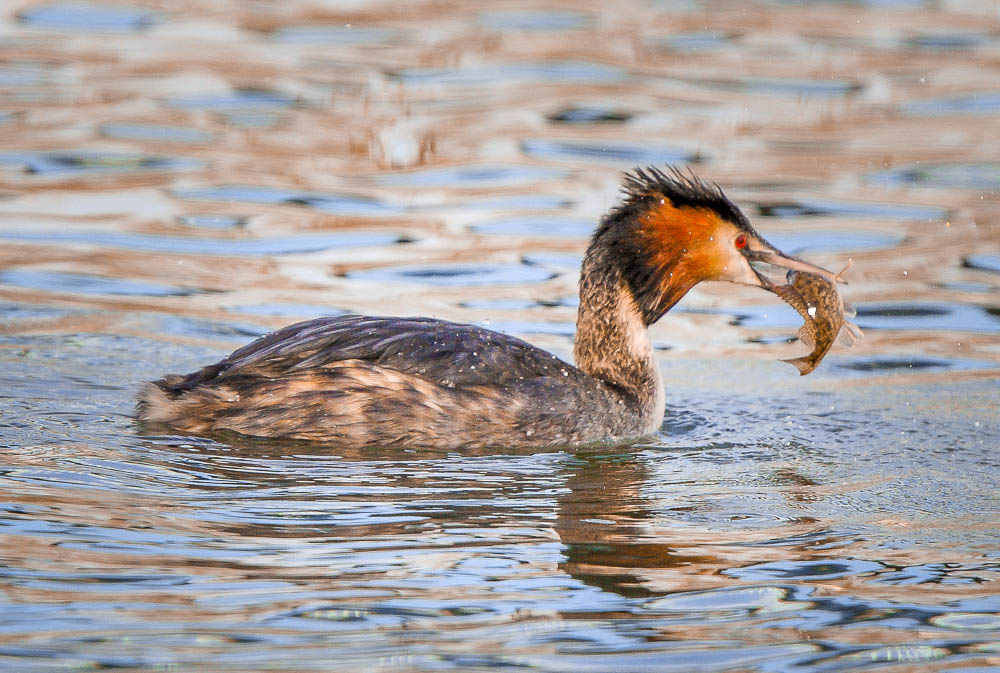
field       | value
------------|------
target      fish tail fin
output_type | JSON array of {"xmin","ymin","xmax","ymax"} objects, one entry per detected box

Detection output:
[{"xmin": 781, "ymin": 356, "xmax": 815, "ymax": 376}]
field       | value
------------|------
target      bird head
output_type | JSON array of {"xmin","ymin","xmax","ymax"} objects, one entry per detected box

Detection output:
[{"xmin": 593, "ymin": 166, "xmax": 838, "ymax": 325}]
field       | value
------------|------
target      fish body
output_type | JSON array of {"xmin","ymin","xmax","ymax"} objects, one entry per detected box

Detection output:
[{"xmin": 775, "ymin": 262, "xmax": 862, "ymax": 375}]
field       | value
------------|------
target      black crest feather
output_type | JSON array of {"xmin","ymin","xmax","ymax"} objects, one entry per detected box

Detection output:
[
  {"xmin": 588, "ymin": 165, "xmax": 754, "ymax": 325},
  {"xmin": 619, "ymin": 165, "xmax": 751, "ymax": 231}
]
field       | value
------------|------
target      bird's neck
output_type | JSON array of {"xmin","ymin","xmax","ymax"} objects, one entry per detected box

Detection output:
[{"xmin": 573, "ymin": 247, "xmax": 665, "ymax": 433}]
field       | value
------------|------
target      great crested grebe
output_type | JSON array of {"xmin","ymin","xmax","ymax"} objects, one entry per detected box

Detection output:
[{"xmin": 137, "ymin": 167, "xmax": 837, "ymax": 449}]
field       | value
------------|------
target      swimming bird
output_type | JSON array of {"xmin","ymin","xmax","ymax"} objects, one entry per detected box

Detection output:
[{"xmin": 137, "ymin": 167, "xmax": 837, "ymax": 449}]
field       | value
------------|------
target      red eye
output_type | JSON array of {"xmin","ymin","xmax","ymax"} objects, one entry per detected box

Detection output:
[{"xmin": 734, "ymin": 234, "xmax": 748, "ymax": 249}]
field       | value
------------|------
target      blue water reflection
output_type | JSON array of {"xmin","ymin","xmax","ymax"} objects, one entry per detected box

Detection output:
[
  {"xmin": 0, "ymin": 270, "xmax": 205, "ymax": 296},
  {"xmin": 0, "ymin": 151, "xmax": 203, "ymax": 176},
  {"xmin": 0, "ymin": 230, "xmax": 403, "ymax": 256},
  {"xmin": 18, "ymin": 3, "xmax": 157, "ymax": 31},
  {"xmin": 173, "ymin": 185, "xmax": 403, "ymax": 216},
  {"xmin": 687, "ymin": 301, "xmax": 1000, "ymax": 334},
  {"xmin": 2, "ymin": 0, "xmax": 999, "ymax": 670},
  {"xmin": 521, "ymin": 139, "xmax": 696, "ymax": 165},
  {"xmin": 347, "ymin": 262, "xmax": 557, "ymax": 286},
  {"xmin": 390, "ymin": 61, "xmax": 629, "ymax": 86}
]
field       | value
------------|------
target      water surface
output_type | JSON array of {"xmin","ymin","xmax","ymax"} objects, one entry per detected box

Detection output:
[{"xmin": 1, "ymin": 1, "xmax": 998, "ymax": 671}]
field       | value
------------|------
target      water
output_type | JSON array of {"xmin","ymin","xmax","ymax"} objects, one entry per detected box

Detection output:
[
  {"xmin": 389, "ymin": 62, "xmax": 629, "ymax": 86},
  {"xmin": 346, "ymin": 262, "xmax": 558, "ymax": 287},
  {"xmin": 0, "ymin": 151, "xmax": 204, "ymax": 177},
  {"xmin": 547, "ymin": 107, "xmax": 633, "ymax": 125},
  {"xmin": 0, "ymin": 229, "xmax": 404, "ymax": 256},
  {"xmin": 520, "ymin": 139, "xmax": 697, "ymax": 165},
  {"xmin": 270, "ymin": 25, "xmax": 398, "ymax": 45},
  {"xmin": 0, "ymin": 271, "xmax": 206, "ymax": 297},
  {"xmin": 867, "ymin": 163, "xmax": 1000, "ymax": 190},
  {"xmin": 165, "ymin": 90, "xmax": 297, "ymax": 111},
  {"xmin": 691, "ymin": 301, "xmax": 1000, "ymax": 335},
  {"xmin": 470, "ymin": 216, "xmax": 594, "ymax": 237},
  {"xmin": 651, "ymin": 31, "xmax": 733, "ymax": 52},
  {"xmin": 478, "ymin": 10, "xmax": 590, "ymax": 32},
  {"xmin": 1, "ymin": 1, "xmax": 999, "ymax": 671},
  {"xmin": 17, "ymin": 3, "xmax": 158, "ymax": 31},
  {"xmin": 172, "ymin": 186, "xmax": 403, "ymax": 216},
  {"xmin": 754, "ymin": 198, "xmax": 947, "ymax": 221},
  {"xmin": 374, "ymin": 164, "xmax": 568, "ymax": 188},
  {"xmin": 100, "ymin": 123, "xmax": 214, "ymax": 144}
]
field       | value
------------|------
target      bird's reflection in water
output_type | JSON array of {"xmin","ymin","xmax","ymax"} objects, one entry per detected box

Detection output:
[
  {"xmin": 555, "ymin": 449, "xmax": 727, "ymax": 599},
  {"xmin": 141, "ymin": 432, "xmax": 833, "ymax": 596}
]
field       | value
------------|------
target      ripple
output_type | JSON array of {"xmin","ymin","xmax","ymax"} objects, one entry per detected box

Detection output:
[
  {"xmin": 713, "ymin": 301, "xmax": 1000, "ymax": 334},
  {"xmin": 0, "ymin": 230, "xmax": 403, "ymax": 256},
  {"xmin": 146, "ymin": 315, "xmax": 270, "ymax": 341},
  {"xmin": 930, "ymin": 612, "xmax": 1000, "ymax": 631},
  {"xmin": 279, "ymin": 605, "xmax": 420, "ymax": 629},
  {"xmin": 172, "ymin": 185, "xmax": 402, "ymax": 216},
  {"xmin": 815, "ymin": 645, "xmax": 950, "ymax": 670},
  {"xmin": 479, "ymin": 10, "xmax": 589, "ymax": 31},
  {"xmin": 854, "ymin": 302, "xmax": 1000, "ymax": 333},
  {"xmin": 176, "ymin": 214, "xmax": 247, "ymax": 229},
  {"xmin": 166, "ymin": 89, "xmax": 296, "ymax": 110},
  {"xmin": 724, "ymin": 558, "xmax": 885, "ymax": 580},
  {"xmin": 470, "ymin": 216, "xmax": 593, "ymax": 237},
  {"xmin": 522, "ymin": 252, "xmax": 584, "ymax": 270},
  {"xmin": 756, "ymin": 198, "xmax": 946, "ymax": 221},
  {"xmin": 0, "ymin": 563, "xmax": 194, "ymax": 590},
  {"xmin": 0, "ymin": 151, "xmax": 203, "ymax": 177},
  {"xmin": 219, "ymin": 111, "xmax": 282, "ymax": 128},
  {"xmin": 375, "ymin": 164, "xmax": 566, "ymax": 188},
  {"xmin": 0, "ymin": 301, "xmax": 79, "ymax": 323},
  {"xmin": 645, "ymin": 585, "xmax": 810, "ymax": 613},
  {"xmin": 655, "ymin": 31, "xmax": 733, "ymax": 51},
  {"xmin": 773, "ymin": 0, "xmax": 925, "ymax": 7},
  {"xmin": 522, "ymin": 643, "xmax": 820, "ymax": 672},
  {"xmin": 964, "ymin": 254, "xmax": 1000, "ymax": 274},
  {"xmin": 832, "ymin": 356, "xmax": 998, "ymax": 377},
  {"xmin": 227, "ymin": 304, "xmax": 344, "ymax": 319},
  {"xmin": 477, "ymin": 320, "xmax": 576, "ymax": 337},
  {"xmin": 0, "ymin": 270, "xmax": 204, "ymax": 297},
  {"xmin": 347, "ymin": 263, "xmax": 556, "ymax": 286},
  {"xmin": 459, "ymin": 298, "xmax": 538, "ymax": 310},
  {"xmin": 677, "ymin": 303, "xmax": 800, "ymax": 329},
  {"xmin": 0, "ymin": 64, "xmax": 54, "ymax": 87},
  {"xmin": 904, "ymin": 32, "xmax": 992, "ymax": 50},
  {"xmin": 18, "ymin": 3, "xmax": 157, "ymax": 31},
  {"xmin": 446, "ymin": 194, "xmax": 574, "ymax": 211},
  {"xmin": 868, "ymin": 162, "xmax": 1000, "ymax": 190},
  {"xmin": 271, "ymin": 25, "xmax": 397, "ymax": 44},
  {"xmin": 872, "ymin": 561, "xmax": 1000, "ymax": 586},
  {"xmin": 747, "ymin": 334, "xmax": 795, "ymax": 345},
  {"xmin": 389, "ymin": 61, "xmax": 628, "ymax": 86},
  {"xmin": 903, "ymin": 91, "xmax": 1000, "ymax": 117},
  {"xmin": 767, "ymin": 229, "xmax": 903, "ymax": 253},
  {"xmin": 461, "ymin": 295, "xmax": 578, "ymax": 311},
  {"xmin": 521, "ymin": 139, "xmax": 696, "ymax": 165},
  {"xmin": 935, "ymin": 281, "xmax": 996, "ymax": 293},
  {"xmin": 99, "ymin": 123, "xmax": 213, "ymax": 143},
  {"xmin": 547, "ymin": 106, "xmax": 632, "ymax": 124},
  {"xmin": 681, "ymin": 76, "xmax": 861, "ymax": 97}
]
